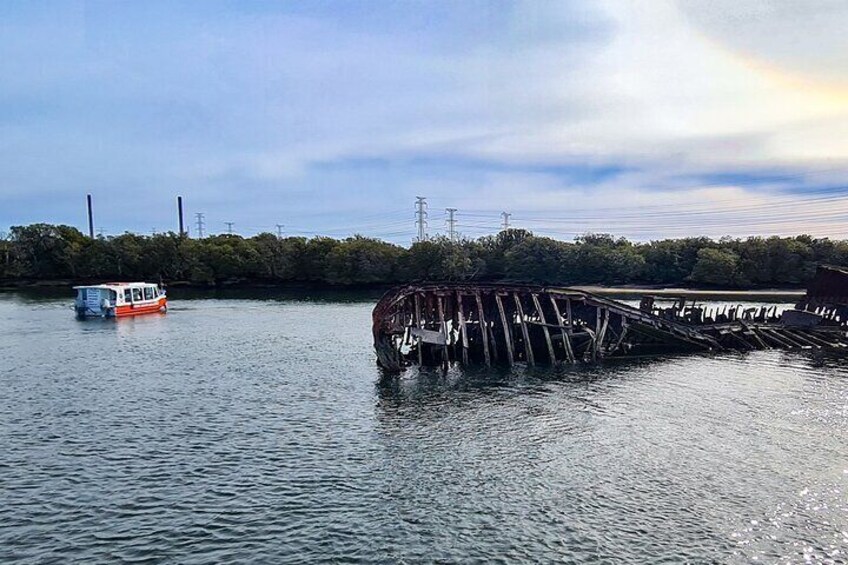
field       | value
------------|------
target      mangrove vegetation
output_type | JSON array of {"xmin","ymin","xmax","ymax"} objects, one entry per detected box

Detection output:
[{"xmin": 3, "ymin": 223, "xmax": 848, "ymax": 288}]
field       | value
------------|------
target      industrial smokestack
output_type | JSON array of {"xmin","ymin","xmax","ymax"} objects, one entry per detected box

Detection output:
[
  {"xmin": 177, "ymin": 196, "xmax": 185, "ymax": 236},
  {"xmin": 86, "ymin": 194, "xmax": 94, "ymax": 238}
]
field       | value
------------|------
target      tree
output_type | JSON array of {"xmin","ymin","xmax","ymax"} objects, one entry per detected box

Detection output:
[
  {"xmin": 325, "ymin": 236, "xmax": 404, "ymax": 284},
  {"xmin": 570, "ymin": 234, "xmax": 645, "ymax": 284},
  {"xmin": 9, "ymin": 224, "xmax": 86, "ymax": 279},
  {"xmin": 402, "ymin": 237, "xmax": 474, "ymax": 281},
  {"xmin": 638, "ymin": 237, "xmax": 712, "ymax": 284},
  {"xmin": 504, "ymin": 236, "xmax": 570, "ymax": 283},
  {"xmin": 5, "ymin": 222, "xmax": 848, "ymax": 289},
  {"xmin": 689, "ymin": 248, "xmax": 741, "ymax": 286},
  {"xmin": 473, "ymin": 229, "xmax": 533, "ymax": 280}
]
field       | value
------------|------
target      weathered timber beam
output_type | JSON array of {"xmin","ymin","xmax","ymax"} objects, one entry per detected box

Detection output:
[
  {"xmin": 725, "ymin": 330, "xmax": 756, "ymax": 350},
  {"xmin": 414, "ymin": 293, "xmax": 424, "ymax": 365},
  {"xmin": 532, "ymin": 293, "xmax": 557, "ymax": 364},
  {"xmin": 495, "ymin": 293, "xmax": 515, "ymax": 366},
  {"xmin": 755, "ymin": 329, "xmax": 788, "ymax": 349},
  {"xmin": 742, "ymin": 324, "xmax": 769, "ymax": 349},
  {"xmin": 628, "ymin": 323, "xmax": 713, "ymax": 351},
  {"xmin": 607, "ymin": 321, "xmax": 629, "ymax": 356},
  {"xmin": 484, "ymin": 296, "xmax": 499, "ymax": 363},
  {"xmin": 437, "ymin": 295, "xmax": 450, "ymax": 365},
  {"xmin": 770, "ymin": 329, "xmax": 810, "ymax": 349},
  {"xmin": 582, "ymin": 327, "xmax": 597, "ymax": 361},
  {"xmin": 550, "ymin": 296, "xmax": 575, "ymax": 363},
  {"xmin": 456, "ymin": 292, "xmax": 470, "ymax": 365},
  {"xmin": 782, "ymin": 330, "xmax": 820, "ymax": 349},
  {"xmin": 475, "ymin": 291, "xmax": 492, "ymax": 366},
  {"xmin": 596, "ymin": 308, "xmax": 610, "ymax": 358},
  {"xmin": 513, "ymin": 293, "xmax": 535, "ymax": 365},
  {"xmin": 792, "ymin": 330, "xmax": 841, "ymax": 348},
  {"xmin": 761, "ymin": 328, "xmax": 800, "ymax": 349}
]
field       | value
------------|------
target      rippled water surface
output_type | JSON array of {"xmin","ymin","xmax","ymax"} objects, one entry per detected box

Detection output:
[{"xmin": 2, "ymin": 290, "xmax": 847, "ymax": 563}]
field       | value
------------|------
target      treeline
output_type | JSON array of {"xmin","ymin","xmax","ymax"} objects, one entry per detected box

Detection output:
[{"xmin": 3, "ymin": 223, "xmax": 848, "ymax": 288}]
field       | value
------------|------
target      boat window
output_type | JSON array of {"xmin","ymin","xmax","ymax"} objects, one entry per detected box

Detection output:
[
  {"xmin": 132, "ymin": 288, "xmax": 143, "ymax": 302},
  {"xmin": 124, "ymin": 289, "xmax": 132, "ymax": 303},
  {"xmin": 144, "ymin": 287, "xmax": 154, "ymax": 300}
]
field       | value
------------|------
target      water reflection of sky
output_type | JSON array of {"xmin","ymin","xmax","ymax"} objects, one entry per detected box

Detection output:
[{"xmin": 1, "ymin": 293, "xmax": 845, "ymax": 563}]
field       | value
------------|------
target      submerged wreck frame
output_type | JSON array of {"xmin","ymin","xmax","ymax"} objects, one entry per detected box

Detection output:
[{"xmin": 372, "ymin": 280, "xmax": 848, "ymax": 373}]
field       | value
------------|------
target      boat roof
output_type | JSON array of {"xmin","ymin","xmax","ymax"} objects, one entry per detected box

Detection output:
[{"xmin": 73, "ymin": 282, "xmax": 158, "ymax": 290}]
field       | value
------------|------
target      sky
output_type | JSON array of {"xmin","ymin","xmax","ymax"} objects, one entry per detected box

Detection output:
[{"xmin": 2, "ymin": 0, "xmax": 848, "ymax": 243}]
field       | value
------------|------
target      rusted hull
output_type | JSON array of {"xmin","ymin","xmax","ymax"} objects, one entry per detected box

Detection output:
[{"xmin": 372, "ymin": 283, "xmax": 848, "ymax": 372}]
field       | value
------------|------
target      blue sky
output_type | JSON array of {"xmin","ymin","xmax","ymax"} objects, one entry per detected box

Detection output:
[{"xmin": 3, "ymin": 0, "xmax": 848, "ymax": 242}]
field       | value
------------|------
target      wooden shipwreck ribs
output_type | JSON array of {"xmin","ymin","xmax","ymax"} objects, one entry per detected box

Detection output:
[{"xmin": 372, "ymin": 270, "xmax": 848, "ymax": 372}]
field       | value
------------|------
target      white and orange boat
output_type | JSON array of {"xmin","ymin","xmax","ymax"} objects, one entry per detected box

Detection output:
[{"xmin": 73, "ymin": 282, "xmax": 167, "ymax": 318}]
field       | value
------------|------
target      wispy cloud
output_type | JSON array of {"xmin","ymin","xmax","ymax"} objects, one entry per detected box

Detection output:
[{"xmin": 1, "ymin": 0, "xmax": 848, "ymax": 241}]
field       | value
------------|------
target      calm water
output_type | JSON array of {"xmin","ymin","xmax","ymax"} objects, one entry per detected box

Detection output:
[{"xmin": 1, "ymin": 290, "xmax": 847, "ymax": 563}]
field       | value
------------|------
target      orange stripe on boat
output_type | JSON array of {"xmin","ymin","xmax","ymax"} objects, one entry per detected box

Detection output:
[{"xmin": 115, "ymin": 298, "xmax": 167, "ymax": 317}]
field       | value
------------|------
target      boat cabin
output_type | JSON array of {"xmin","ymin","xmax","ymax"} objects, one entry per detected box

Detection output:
[{"xmin": 73, "ymin": 282, "xmax": 167, "ymax": 318}]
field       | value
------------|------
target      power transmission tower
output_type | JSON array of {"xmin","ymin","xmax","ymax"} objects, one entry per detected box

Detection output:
[
  {"xmin": 276, "ymin": 224, "xmax": 284, "ymax": 239},
  {"xmin": 501, "ymin": 211, "xmax": 512, "ymax": 231},
  {"xmin": 446, "ymin": 208, "xmax": 457, "ymax": 242},
  {"xmin": 224, "ymin": 222, "xmax": 235, "ymax": 234},
  {"xmin": 415, "ymin": 196, "xmax": 428, "ymax": 242},
  {"xmin": 195, "ymin": 213, "xmax": 205, "ymax": 238}
]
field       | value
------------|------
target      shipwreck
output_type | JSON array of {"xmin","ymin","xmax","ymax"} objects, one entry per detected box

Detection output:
[{"xmin": 372, "ymin": 266, "xmax": 848, "ymax": 372}]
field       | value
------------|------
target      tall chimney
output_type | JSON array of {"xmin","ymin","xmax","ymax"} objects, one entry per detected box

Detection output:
[
  {"xmin": 177, "ymin": 196, "xmax": 185, "ymax": 236},
  {"xmin": 87, "ymin": 194, "xmax": 94, "ymax": 238}
]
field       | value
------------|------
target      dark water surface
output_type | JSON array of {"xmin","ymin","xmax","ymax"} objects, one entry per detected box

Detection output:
[{"xmin": 2, "ymin": 290, "xmax": 846, "ymax": 563}]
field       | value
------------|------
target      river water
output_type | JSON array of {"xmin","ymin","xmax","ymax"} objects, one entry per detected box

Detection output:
[{"xmin": 1, "ymin": 290, "xmax": 846, "ymax": 563}]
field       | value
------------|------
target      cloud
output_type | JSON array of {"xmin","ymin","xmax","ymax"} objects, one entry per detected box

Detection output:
[{"xmin": 2, "ymin": 0, "xmax": 848, "ymax": 241}]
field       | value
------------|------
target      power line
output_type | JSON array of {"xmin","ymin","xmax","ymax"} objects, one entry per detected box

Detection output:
[{"xmin": 462, "ymin": 189, "xmax": 848, "ymax": 220}]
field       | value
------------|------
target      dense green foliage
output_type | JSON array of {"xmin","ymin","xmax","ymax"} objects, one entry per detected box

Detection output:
[{"xmin": 3, "ymin": 223, "xmax": 848, "ymax": 288}]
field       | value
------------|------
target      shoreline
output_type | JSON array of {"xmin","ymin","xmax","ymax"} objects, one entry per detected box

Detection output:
[
  {"xmin": 1, "ymin": 279, "xmax": 805, "ymax": 301},
  {"xmin": 575, "ymin": 286, "xmax": 804, "ymax": 301}
]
